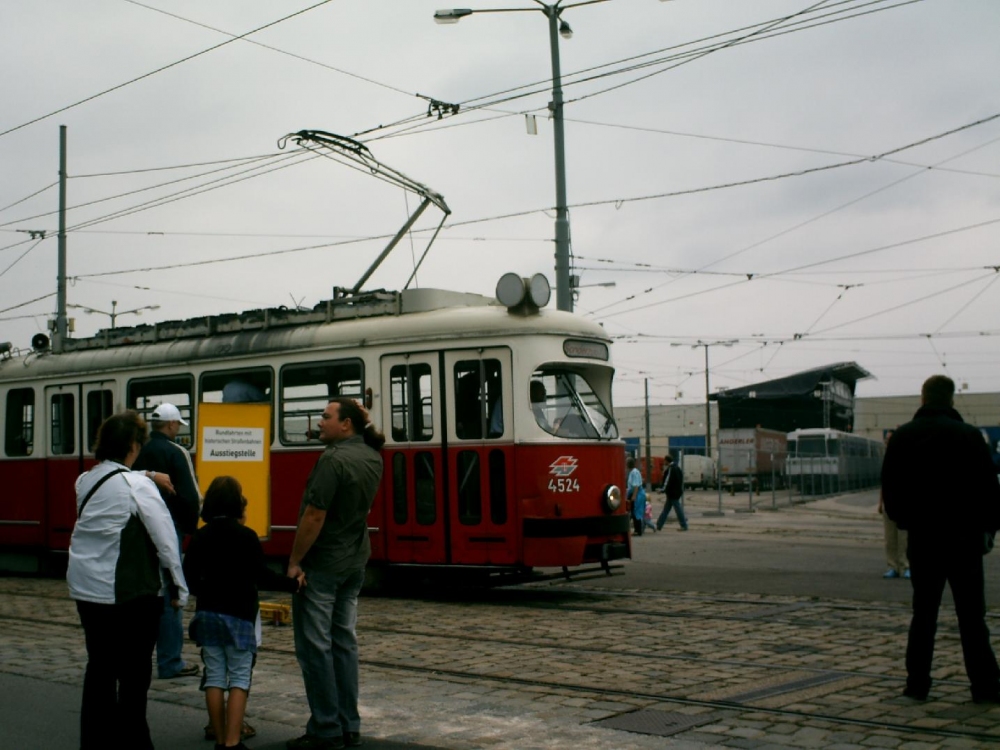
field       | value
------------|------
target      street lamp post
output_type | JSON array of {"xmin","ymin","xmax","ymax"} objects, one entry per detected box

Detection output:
[
  {"xmin": 435, "ymin": 2, "xmax": 578, "ymax": 311},
  {"xmin": 70, "ymin": 301, "xmax": 160, "ymax": 329},
  {"xmin": 672, "ymin": 339, "xmax": 736, "ymax": 459},
  {"xmin": 436, "ymin": 2, "xmax": 672, "ymax": 311}
]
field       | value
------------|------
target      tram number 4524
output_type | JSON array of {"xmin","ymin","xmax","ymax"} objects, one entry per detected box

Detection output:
[{"xmin": 548, "ymin": 478, "xmax": 580, "ymax": 493}]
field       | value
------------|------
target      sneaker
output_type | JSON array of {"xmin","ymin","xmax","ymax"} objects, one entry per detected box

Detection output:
[
  {"xmin": 903, "ymin": 569, "xmax": 911, "ymax": 579},
  {"xmin": 679, "ymin": 526, "xmax": 688, "ymax": 531},
  {"xmin": 286, "ymin": 734, "xmax": 345, "ymax": 750},
  {"xmin": 164, "ymin": 663, "xmax": 200, "ymax": 679},
  {"xmin": 883, "ymin": 569, "xmax": 900, "ymax": 579},
  {"xmin": 344, "ymin": 731, "xmax": 362, "ymax": 748},
  {"xmin": 903, "ymin": 685, "xmax": 929, "ymax": 701}
]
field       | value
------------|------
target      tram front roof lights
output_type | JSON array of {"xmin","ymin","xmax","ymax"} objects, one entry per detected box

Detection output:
[{"xmin": 496, "ymin": 273, "xmax": 552, "ymax": 314}]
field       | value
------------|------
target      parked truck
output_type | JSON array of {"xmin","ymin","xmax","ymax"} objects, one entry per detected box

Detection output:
[
  {"xmin": 681, "ymin": 454, "xmax": 717, "ymax": 490},
  {"xmin": 717, "ymin": 427, "xmax": 787, "ymax": 493}
]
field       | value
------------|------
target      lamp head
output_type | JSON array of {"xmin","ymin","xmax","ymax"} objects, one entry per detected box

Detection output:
[
  {"xmin": 434, "ymin": 8, "xmax": 473, "ymax": 24},
  {"xmin": 559, "ymin": 20, "xmax": 573, "ymax": 39}
]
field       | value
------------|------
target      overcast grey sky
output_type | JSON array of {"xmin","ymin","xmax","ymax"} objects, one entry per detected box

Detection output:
[{"xmin": 2, "ymin": 0, "xmax": 998, "ymax": 408}]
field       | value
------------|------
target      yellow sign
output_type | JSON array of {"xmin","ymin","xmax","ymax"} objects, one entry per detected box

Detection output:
[{"xmin": 196, "ymin": 402, "xmax": 271, "ymax": 538}]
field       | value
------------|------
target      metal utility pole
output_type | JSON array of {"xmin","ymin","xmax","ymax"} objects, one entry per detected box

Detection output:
[
  {"xmin": 53, "ymin": 125, "xmax": 68, "ymax": 353},
  {"xmin": 644, "ymin": 378, "xmax": 652, "ymax": 489},
  {"xmin": 544, "ymin": 5, "xmax": 572, "ymax": 312},
  {"xmin": 703, "ymin": 344, "xmax": 711, "ymax": 460}
]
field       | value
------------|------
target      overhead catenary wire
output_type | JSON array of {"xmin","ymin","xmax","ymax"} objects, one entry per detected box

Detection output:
[
  {"xmin": 587, "ymin": 116, "xmax": 1000, "ymax": 318},
  {"xmin": 65, "ymin": 152, "xmax": 320, "ymax": 234},
  {"xmin": 0, "ymin": 0, "xmax": 338, "ymax": 139},
  {"xmin": 0, "ymin": 182, "xmax": 59, "ymax": 215},
  {"xmin": 354, "ymin": 0, "xmax": 920, "ymax": 144},
  {"xmin": 0, "ymin": 151, "xmax": 302, "ymax": 230},
  {"xmin": 0, "ymin": 237, "xmax": 47, "ymax": 280},
  {"xmin": 122, "ymin": 0, "xmax": 415, "ymax": 99}
]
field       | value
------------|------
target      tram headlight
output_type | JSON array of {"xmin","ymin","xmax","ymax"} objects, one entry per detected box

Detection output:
[{"xmin": 602, "ymin": 484, "xmax": 622, "ymax": 513}]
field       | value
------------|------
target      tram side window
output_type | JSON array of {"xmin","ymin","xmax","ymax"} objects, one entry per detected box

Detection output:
[
  {"xmin": 50, "ymin": 393, "xmax": 75, "ymax": 455},
  {"xmin": 127, "ymin": 376, "xmax": 195, "ymax": 448},
  {"xmin": 489, "ymin": 449, "xmax": 507, "ymax": 525},
  {"xmin": 414, "ymin": 451, "xmax": 436, "ymax": 525},
  {"xmin": 280, "ymin": 361, "xmax": 362, "ymax": 445},
  {"xmin": 456, "ymin": 450, "xmax": 482, "ymax": 525},
  {"xmin": 389, "ymin": 364, "xmax": 433, "ymax": 442},
  {"xmin": 201, "ymin": 368, "xmax": 273, "ymax": 405},
  {"xmin": 392, "ymin": 453, "xmax": 407, "ymax": 524},
  {"xmin": 85, "ymin": 390, "xmax": 114, "ymax": 453},
  {"xmin": 4, "ymin": 388, "xmax": 35, "ymax": 457},
  {"xmin": 454, "ymin": 359, "xmax": 503, "ymax": 440}
]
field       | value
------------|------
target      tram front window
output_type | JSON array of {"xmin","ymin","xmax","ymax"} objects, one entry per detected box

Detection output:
[{"xmin": 530, "ymin": 367, "xmax": 617, "ymax": 440}]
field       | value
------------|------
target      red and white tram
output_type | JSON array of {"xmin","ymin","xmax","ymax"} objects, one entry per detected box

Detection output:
[{"xmin": 0, "ymin": 277, "xmax": 629, "ymax": 578}]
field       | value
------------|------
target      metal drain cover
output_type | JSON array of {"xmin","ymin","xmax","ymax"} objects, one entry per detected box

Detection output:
[{"xmin": 593, "ymin": 709, "xmax": 723, "ymax": 737}]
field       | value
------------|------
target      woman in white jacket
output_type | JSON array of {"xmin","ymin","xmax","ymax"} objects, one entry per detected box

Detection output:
[{"xmin": 67, "ymin": 411, "xmax": 189, "ymax": 750}]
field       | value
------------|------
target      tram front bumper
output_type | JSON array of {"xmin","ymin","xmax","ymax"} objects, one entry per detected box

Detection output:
[{"xmin": 522, "ymin": 514, "xmax": 630, "ymax": 567}]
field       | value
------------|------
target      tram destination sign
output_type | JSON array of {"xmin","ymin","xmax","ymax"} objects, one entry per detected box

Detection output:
[{"xmin": 203, "ymin": 427, "xmax": 265, "ymax": 462}]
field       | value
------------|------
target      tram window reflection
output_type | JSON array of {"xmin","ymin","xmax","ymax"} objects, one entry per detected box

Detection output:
[
  {"xmin": 85, "ymin": 390, "xmax": 114, "ymax": 453},
  {"xmin": 202, "ymin": 368, "xmax": 273, "ymax": 405},
  {"xmin": 127, "ymin": 375, "xmax": 195, "ymax": 447},
  {"xmin": 390, "ymin": 364, "xmax": 433, "ymax": 442},
  {"xmin": 392, "ymin": 452, "xmax": 407, "ymax": 524},
  {"xmin": 4, "ymin": 388, "xmax": 35, "ymax": 457},
  {"xmin": 529, "ymin": 366, "xmax": 617, "ymax": 440},
  {"xmin": 50, "ymin": 392, "xmax": 75, "ymax": 455},
  {"xmin": 279, "ymin": 360, "xmax": 362, "ymax": 445},
  {"xmin": 457, "ymin": 450, "xmax": 482, "ymax": 525},
  {"xmin": 454, "ymin": 359, "xmax": 503, "ymax": 440},
  {"xmin": 489, "ymin": 449, "xmax": 507, "ymax": 525},
  {"xmin": 415, "ymin": 451, "xmax": 436, "ymax": 524}
]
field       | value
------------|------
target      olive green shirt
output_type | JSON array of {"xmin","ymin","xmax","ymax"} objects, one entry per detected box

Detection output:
[{"xmin": 298, "ymin": 435, "xmax": 383, "ymax": 574}]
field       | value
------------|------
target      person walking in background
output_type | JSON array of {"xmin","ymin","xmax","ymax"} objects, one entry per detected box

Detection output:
[
  {"xmin": 184, "ymin": 476, "xmax": 301, "ymax": 750},
  {"xmin": 133, "ymin": 402, "xmax": 202, "ymax": 680},
  {"xmin": 882, "ymin": 375, "xmax": 1000, "ymax": 703},
  {"xmin": 68, "ymin": 411, "xmax": 188, "ymax": 750},
  {"xmin": 878, "ymin": 430, "xmax": 909, "ymax": 579},
  {"xmin": 626, "ymin": 457, "xmax": 647, "ymax": 536},
  {"xmin": 286, "ymin": 398, "xmax": 385, "ymax": 750},
  {"xmin": 657, "ymin": 453, "xmax": 689, "ymax": 531}
]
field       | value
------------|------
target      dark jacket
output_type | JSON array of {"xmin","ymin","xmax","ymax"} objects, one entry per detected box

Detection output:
[
  {"xmin": 183, "ymin": 518, "xmax": 298, "ymax": 623},
  {"xmin": 133, "ymin": 430, "xmax": 201, "ymax": 534},
  {"xmin": 661, "ymin": 463, "xmax": 684, "ymax": 501},
  {"xmin": 882, "ymin": 404, "xmax": 1000, "ymax": 548}
]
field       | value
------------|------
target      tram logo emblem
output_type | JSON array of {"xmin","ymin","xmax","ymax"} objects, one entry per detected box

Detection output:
[{"xmin": 549, "ymin": 456, "xmax": 578, "ymax": 477}]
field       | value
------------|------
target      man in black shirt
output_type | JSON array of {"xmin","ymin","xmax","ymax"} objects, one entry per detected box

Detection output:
[
  {"xmin": 882, "ymin": 375, "xmax": 1000, "ymax": 703},
  {"xmin": 656, "ymin": 453, "xmax": 689, "ymax": 531}
]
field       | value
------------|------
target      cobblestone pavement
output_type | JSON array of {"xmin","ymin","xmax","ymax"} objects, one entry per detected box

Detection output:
[{"xmin": 3, "ymin": 494, "xmax": 1000, "ymax": 749}]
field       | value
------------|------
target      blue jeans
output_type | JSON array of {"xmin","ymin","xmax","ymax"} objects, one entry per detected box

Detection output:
[
  {"xmin": 157, "ymin": 528, "xmax": 187, "ymax": 678},
  {"xmin": 293, "ymin": 566, "xmax": 365, "ymax": 738},
  {"xmin": 200, "ymin": 644, "xmax": 255, "ymax": 692},
  {"xmin": 657, "ymin": 497, "xmax": 688, "ymax": 530}
]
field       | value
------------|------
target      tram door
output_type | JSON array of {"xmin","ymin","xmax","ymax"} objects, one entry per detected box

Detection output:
[
  {"xmin": 44, "ymin": 381, "xmax": 116, "ymax": 549},
  {"xmin": 380, "ymin": 353, "xmax": 446, "ymax": 564},
  {"xmin": 444, "ymin": 349, "xmax": 516, "ymax": 565}
]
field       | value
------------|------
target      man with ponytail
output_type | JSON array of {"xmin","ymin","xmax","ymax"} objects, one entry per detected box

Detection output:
[{"xmin": 286, "ymin": 398, "xmax": 384, "ymax": 750}]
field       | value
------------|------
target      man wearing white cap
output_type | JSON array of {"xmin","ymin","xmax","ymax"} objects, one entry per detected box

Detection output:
[{"xmin": 134, "ymin": 403, "xmax": 202, "ymax": 679}]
